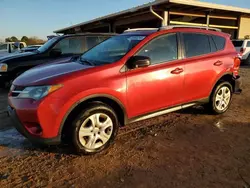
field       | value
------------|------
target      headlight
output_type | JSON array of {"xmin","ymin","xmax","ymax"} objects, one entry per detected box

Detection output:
[
  {"xmin": 0, "ymin": 63, "xmax": 8, "ymax": 72},
  {"xmin": 17, "ymin": 85, "xmax": 63, "ymax": 100}
]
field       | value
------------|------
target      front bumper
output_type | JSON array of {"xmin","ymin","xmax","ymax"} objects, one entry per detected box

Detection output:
[
  {"xmin": 7, "ymin": 106, "xmax": 61, "ymax": 145},
  {"xmin": 233, "ymin": 75, "xmax": 242, "ymax": 94}
]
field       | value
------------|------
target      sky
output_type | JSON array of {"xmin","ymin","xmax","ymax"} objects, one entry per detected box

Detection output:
[{"xmin": 0, "ymin": 0, "xmax": 249, "ymax": 41}]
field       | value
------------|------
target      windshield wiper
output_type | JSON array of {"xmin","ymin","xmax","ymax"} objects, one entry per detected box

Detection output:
[{"xmin": 79, "ymin": 58, "xmax": 95, "ymax": 66}]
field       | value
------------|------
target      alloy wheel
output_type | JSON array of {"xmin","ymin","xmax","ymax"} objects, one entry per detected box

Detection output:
[
  {"xmin": 215, "ymin": 86, "xmax": 231, "ymax": 111},
  {"xmin": 78, "ymin": 113, "xmax": 113, "ymax": 150}
]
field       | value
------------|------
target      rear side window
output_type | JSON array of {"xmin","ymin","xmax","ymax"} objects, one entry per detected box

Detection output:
[
  {"xmin": 212, "ymin": 35, "xmax": 226, "ymax": 50},
  {"xmin": 232, "ymin": 40, "xmax": 244, "ymax": 47},
  {"xmin": 182, "ymin": 33, "xmax": 210, "ymax": 58},
  {"xmin": 247, "ymin": 41, "xmax": 250, "ymax": 47}
]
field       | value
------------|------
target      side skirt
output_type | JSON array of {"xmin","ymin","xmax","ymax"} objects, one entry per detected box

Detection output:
[{"xmin": 125, "ymin": 98, "xmax": 209, "ymax": 125}]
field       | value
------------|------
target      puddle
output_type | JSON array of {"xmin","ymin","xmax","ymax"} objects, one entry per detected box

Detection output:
[{"xmin": 0, "ymin": 128, "xmax": 33, "ymax": 157}]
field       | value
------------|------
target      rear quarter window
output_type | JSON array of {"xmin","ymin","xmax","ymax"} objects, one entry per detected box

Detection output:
[{"xmin": 212, "ymin": 35, "xmax": 226, "ymax": 51}]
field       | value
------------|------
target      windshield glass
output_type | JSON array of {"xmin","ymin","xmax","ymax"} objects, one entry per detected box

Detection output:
[
  {"xmin": 80, "ymin": 35, "xmax": 146, "ymax": 65},
  {"xmin": 37, "ymin": 37, "xmax": 59, "ymax": 53}
]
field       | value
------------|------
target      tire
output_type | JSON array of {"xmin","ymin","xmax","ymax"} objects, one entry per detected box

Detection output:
[
  {"xmin": 71, "ymin": 102, "xmax": 119, "ymax": 155},
  {"xmin": 206, "ymin": 82, "xmax": 233, "ymax": 114}
]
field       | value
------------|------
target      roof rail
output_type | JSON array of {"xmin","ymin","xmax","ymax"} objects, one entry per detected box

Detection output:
[
  {"xmin": 123, "ymin": 28, "xmax": 158, "ymax": 33},
  {"xmin": 159, "ymin": 25, "xmax": 222, "ymax": 32}
]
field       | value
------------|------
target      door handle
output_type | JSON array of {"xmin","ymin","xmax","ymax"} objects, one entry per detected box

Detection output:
[
  {"xmin": 171, "ymin": 68, "xmax": 183, "ymax": 74},
  {"xmin": 214, "ymin": 61, "xmax": 223, "ymax": 66}
]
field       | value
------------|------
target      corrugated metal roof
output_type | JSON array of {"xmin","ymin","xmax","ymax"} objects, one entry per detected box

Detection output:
[{"xmin": 54, "ymin": 0, "xmax": 250, "ymax": 33}]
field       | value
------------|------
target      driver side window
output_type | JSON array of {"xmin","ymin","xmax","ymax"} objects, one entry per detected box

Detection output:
[
  {"xmin": 136, "ymin": 33, "xmax": 178, "ymax": 65},
  {"xmin": 53, "ymin": 37, "xmax": 84, "ymax": 54}
]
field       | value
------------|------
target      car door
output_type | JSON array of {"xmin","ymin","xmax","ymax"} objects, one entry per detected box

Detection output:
[
  {"xmin": 126, "ymin": 33, "xmax": 185, "ymax": 118},
  {"xmin": 181, "ymin": 32, "xmax": 226, "ymax": 102}
]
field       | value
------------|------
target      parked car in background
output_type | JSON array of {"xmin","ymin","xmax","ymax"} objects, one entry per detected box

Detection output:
[
  {"xmin": 0, "ymin": 42, "xmax": 27, "ymax": 57},
  {"xmin": 0, "ymin": 33, "xmax": 115, "ymax": 87},
  {"xmin": 20, "ymin": 45, "xmax": 43, "ymax": 53},
  {"xmin": 232, "ymin": 38, "xmax": 250, "ymax": 65},
  {"xmin": 8, "ymin": 26, "xmax": 241, "ymax": 155}
]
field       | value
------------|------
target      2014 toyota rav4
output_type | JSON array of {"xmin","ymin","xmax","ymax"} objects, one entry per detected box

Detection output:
[{"xmin": 8, "ymin": 26, "xmax": 242, "ymax": 154}]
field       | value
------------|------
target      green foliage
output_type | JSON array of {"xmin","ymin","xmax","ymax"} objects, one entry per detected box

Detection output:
[
  {"xmin": 5, "ymin": 37, "xmax": 12, "ymax": 42},
  {"xmin": 10, "ymin": 36, "xmax": 19, "ymax": 42},
  {"xmin": 21, "ymin": 36, "xmax": 29, "ymax": 43}
]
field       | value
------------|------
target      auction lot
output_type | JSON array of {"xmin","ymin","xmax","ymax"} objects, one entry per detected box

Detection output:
[{"xmin": 0, "ymin": 68, "xmax": 249, "ymax": 187}]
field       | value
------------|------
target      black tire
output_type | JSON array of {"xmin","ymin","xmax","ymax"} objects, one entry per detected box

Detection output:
[
  {"xmin": 206, "ymin": 81, "xmax": 233, "ymax": 114},
  {"xmin": 71, "ymin": 102, "xmax": 119, "ymax": 155}
]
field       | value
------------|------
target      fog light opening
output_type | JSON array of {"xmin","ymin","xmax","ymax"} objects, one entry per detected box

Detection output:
[{"xmin": 24, "ymin": 123, "xmax": 43, "ymax": 136}]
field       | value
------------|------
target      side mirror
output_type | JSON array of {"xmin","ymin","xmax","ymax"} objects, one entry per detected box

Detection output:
[
  {"xmin": 126, "ymin": 56, "xmax": 151, "ymax": 69},
  {"xmin": 50, "ymin": 48, "xmax": 62, "ymax": 57}
]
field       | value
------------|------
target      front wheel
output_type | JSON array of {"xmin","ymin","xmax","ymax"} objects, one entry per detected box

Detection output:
[
  {"xmin": 207, "ymin": 82, "xmax": 233, "ymax": 114},
  {"xmin": 71, "ymin": 103, "xmax": 119, "ymax": 155}
]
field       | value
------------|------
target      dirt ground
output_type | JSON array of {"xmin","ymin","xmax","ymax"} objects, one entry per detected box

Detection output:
[{"xmin": 0, "ymin": 68, "xmax": 250, "ymax": 188}]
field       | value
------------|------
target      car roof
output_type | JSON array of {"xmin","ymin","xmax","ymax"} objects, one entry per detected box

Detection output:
[
  {"xmin": 121, "ymin": 27, "xmax": 229, "ymax": 38},
  {"xmin": 62, "ymin": 32, "xmax": 117, "ymax": 37}
]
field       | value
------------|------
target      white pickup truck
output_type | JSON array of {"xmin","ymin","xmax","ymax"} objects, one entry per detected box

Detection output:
[{"xmin": 0, "ymin": 42, "xmax": 27, "ymax": 57}]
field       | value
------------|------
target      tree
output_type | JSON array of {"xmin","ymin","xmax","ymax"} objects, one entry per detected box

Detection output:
[
  {"xmin": 5, "ymin": 37, "xmax": 12, "ymax": 42},
  {"xmin": 10, "ymin": 36, "xmax": 19, "ymax": 42},
  {"xmin": 21, "ymin": 36, "xmax": 29, "ymax": 43},
  {"xmin": 26, "ymin": 36, "xmax": 45, "ymax": 45}
]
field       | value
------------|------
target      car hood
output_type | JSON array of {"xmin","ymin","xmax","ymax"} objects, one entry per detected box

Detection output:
[
  {"xmin": 0, "ymin": 52, "xmax": 36, "ymax": 62},
  {"xmin": 13, "ymin": 61, "xmax": 91, "ymax": 86}
]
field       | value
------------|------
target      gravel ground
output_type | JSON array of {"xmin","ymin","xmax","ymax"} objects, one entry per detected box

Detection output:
[{"xmin": 0, "ymin": 67, "xmax": 250, "ymax": 188}]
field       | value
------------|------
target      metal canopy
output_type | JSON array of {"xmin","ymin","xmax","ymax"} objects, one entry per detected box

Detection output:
[{"xmin": 54, "ymin": 0, "xmax": 250, "ymax": 34}]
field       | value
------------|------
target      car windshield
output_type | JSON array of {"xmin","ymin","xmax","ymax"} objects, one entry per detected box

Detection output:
[
  {"xmin": 37, "ymin": 37, "xmax": 59, "ymax": 53},
  {"xmin": 80, "ymin": 35, "xmax": 146, "ymax": 65}
]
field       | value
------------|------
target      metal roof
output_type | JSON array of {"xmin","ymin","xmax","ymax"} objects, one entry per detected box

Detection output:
[{"xmin": 54, "ymin": 0, "xmax": 250, "ymax": 33}]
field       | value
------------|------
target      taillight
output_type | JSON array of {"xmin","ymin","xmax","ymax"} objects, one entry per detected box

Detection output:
[
  {"xmin": 233, "ymin": 57, "xmax": 241, "ymax": 76},
  {"xmin": 240, "ymin": 47, "xmax": 246, "ymax": 54}
]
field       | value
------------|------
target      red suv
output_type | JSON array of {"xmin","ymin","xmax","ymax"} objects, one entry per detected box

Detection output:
[{"xmin": 8, "ymin": 26, "xmax": 242, "ymax": 154}]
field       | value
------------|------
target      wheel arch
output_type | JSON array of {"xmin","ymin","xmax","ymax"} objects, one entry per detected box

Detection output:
[
  {"xmin": 59, "ymin": 94, "xmax": 128, "ymax": 139},
  {"xmin": 209, "ymin": 72, "xmax": 235, "ymax": 98}
]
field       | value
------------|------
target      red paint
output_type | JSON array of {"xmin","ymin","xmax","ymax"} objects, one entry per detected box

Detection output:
[{"xmin": 8, "ymin": 28, "xmax": 239, "ymax": 140}]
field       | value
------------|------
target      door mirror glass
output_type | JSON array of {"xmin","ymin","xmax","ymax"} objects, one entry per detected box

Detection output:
[
  {"xmin": 50, "ymin": 48, "xmax": 62, "ymax": 57},
  {"xmin": 127, "ymin": 56, "xmax": 151, "ymax": 69}
]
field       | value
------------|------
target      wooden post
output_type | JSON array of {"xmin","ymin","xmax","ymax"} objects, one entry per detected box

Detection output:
[{"xmin": 162, "ymin": 11, "xmax": 169, "ymax": 26}]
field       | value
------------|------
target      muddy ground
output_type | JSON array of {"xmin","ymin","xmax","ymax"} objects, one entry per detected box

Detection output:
[{"xmin": 0, "ymin": 68, "xmax": 250, "ymax": 188}]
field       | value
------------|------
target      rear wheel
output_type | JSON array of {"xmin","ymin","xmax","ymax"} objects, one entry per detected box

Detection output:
[
  {"xmin": 71, "ymin": 103, "xmax": 119, "ymax": 155},
  {"xmin": 206, "ymin": 82, "xmax": 233, "ymax": 114}
]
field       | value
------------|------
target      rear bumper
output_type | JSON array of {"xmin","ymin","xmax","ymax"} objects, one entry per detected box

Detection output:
[
  {"xmin": 7, "ymin": 106, "xmax": 61, "ymax": 145},
  {"xmin": 233, "ymin": 75, "xmax": 242, "ymax": 94}
]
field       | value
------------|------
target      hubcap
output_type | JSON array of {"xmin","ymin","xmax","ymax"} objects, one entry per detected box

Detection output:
[
  {"xmin": 78, "ymin": 113, "xmax": 113, "ymax": 150},
  {"xmin": 215, "ymin": 86, "xmax": 231, "ymax": 111}
]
